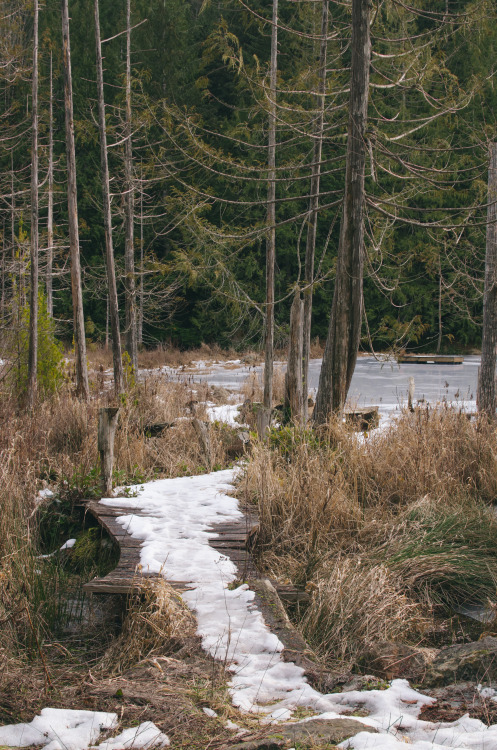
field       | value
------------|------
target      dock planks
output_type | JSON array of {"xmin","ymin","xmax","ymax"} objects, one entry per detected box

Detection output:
[{"xmin": 397, "ymin": 354, "xmax": 464, "ymax": 365}]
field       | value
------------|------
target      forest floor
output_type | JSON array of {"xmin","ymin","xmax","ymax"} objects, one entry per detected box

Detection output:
[{"xmin": 1, "ymin": 346, "xmax": 497, "ymax": 749}]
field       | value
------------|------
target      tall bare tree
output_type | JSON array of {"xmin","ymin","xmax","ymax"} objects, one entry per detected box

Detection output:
[
  {"xmin": 303, "ymin": 0, "xmax": 329, "ymax": 419},
  {"xmin": 313, "ymin": 0, "xmax": 371, "ymax": 424},
  {"xmin": 477, "ymin": 142, "xmax": 497, "ymax": 418},
  {"xmin": 61, "ymin": 0, "xmax": 89, "ymax": 400},
  {"xmin": 94, "ymin": 0, "xmax": 123, "ymax": 396},
  {"xmin": 261, "ymin": 0, "xmax": 278, "ymax": 435},
  {"xmin": 124, "ymin": 0, "xmax": 137, "ymax": 373},
  {"xmin": 46, "ymin": 50, "xmax": 54, "ymax": 317},
  {"xmin": 26, "ymin": 0, "xmax": 39, "ymax": 409}
]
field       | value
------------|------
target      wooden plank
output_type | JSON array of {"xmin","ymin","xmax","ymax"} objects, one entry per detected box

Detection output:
[{"xmin": 397, "ymin": 354, "xmax": 464, "ymax": 365}]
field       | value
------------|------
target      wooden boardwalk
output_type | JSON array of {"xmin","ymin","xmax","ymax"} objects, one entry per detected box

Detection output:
[{"xmin": 82, "ymin": 498, "xmax": 260, "ymax": 595}]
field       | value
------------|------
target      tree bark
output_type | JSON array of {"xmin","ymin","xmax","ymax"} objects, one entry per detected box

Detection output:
[
  {"xmin": 46, "ymin": 51, "xmax": 54, "ymax": 318},
  {"xmin": 94, "ymin": 0, "xmax": 124, "ymax": 396},
  {"xmin": 27, "ymin": 0, "xmax": 39, "ymax": 410},
  {"xmin": 62, "ymin": 0, "xmax": 89, "ymax": 401},
  {"xmin": 261, "ymin": 0, "xmax": 278, "ymax": 437},
  {"xmin": 138, "ymin": 173, "xmax": 144, "ymax": 345},
  {"xmin": 477, "ymin": 142, "xmax": 497, "ymax": 418},
  {"xmin": 124, "ymin": 0, "xmax": 138, "ymax": 373},
  {"xmin": 303, "ymin": 0, "xmax": 328, "ymax": 420},
  {"xmin": 313, "ymin": 0, "xmax": 371, "ymax": 424},
  {"xmin": 285, "ymin": 292, "xmax": 304, "ymax": 422}
]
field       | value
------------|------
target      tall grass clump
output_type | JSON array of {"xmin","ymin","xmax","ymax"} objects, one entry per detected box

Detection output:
[{"xmin": 242, "ymin": 409, "xmax": 497, "ymax": 665}]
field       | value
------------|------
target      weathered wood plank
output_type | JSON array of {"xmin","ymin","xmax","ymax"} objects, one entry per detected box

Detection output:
[{"xmin": 397, "ymin": 354, "xmax": 464, "ymax": 365}]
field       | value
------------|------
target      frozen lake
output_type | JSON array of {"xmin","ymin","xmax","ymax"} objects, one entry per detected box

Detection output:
[{"xmin": 170, "ymin": 354, "xmax": 480, "ymax": 420}]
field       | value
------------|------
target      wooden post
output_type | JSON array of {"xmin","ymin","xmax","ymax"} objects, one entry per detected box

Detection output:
[
  {"xmin": 192, "ymin": 418, "xmax": 213, "ymax": 470},
  {"xmin": 257, "ymin": 407, "xmax": 272, "ymax": 440},
  {"xmin": 98, "ymin": 407, "xmax": 119, "ymax": 496},
  {"xmin": 285, "ymin": 292, "xmax": 304, "ymax": 422},
  {"xmin": 408, "ymin": 376, "xmax": 415, "ymax": 412}
]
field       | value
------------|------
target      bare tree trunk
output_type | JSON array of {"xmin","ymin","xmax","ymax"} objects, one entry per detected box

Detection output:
[
  {"xmin": 303, "ymin": 0, "xmax": 328, "ymax": 420},
  {"xmin": 261, "ymin": 0, "xmax": 278, "ymax": 437},
  {"xmin": 1, "ymin": 219, "xmax": 5, "ymax": 324},
  {"xmin": 436, "ymin": 254, "xmax": 442, "ymax": 354},
  {"xmin": 27, "ymin": 0, "xmax": 39, "ymax": 410},
  {"xmin": 285, "ymin": 292, "xmax": 304, "ymax": 422},
  {"xmin": 46, "ymin": 51, "xmax": 54, "ymax": 318},
  {"xmin": 94, "ymin": 0, "xmax": 123, "ymax": 396},
  {"xmin": 62, "ymin": 0, "xmax": 89, "ymax": 401},
  {"xmin": 124, "ymin": 0, "xmax": 137, "ymax": 373},
  {"xmin": 10, "ymin": 159, "xmax": 18, "ymax": 323},
  {"xmin": 313, "ymin": 0, "xmax": 371, "ymax": 424},
  {"xmin": 138, "ymin": 174, "xmax": 144, "ymax": 345},
  {"xmin": 105, "ymin": 293, "xmax": 109, "ymax": 349},
  {"xmin": 478, "ymin": 142, "xmax": 497, "ymax": 418}
]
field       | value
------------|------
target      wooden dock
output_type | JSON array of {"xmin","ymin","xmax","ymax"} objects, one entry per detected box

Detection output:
[{"xmin": 397, "ymin": 354, "xmax": 464, "ymax": 365}]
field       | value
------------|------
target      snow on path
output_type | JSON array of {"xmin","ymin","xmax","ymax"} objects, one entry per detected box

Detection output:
[
  {"xmin": 0, "ymin": 709, "xmax": 169, "ymax": 750},
  {"xmin": 98, "ymin": 470, "xmax": 497, "ymax": 748}
]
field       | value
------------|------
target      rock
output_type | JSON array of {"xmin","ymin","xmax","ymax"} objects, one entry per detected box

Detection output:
[
  {"xmin": 362, "ymin": 641, "xmax": 438, "ymax": 681},
  {"xmin": 423, "ymin": 637, "xmax": 497, "ymax": 687},
  {"xmin": 142, "ymin": 422, "xmax": 176, "ymax": 437},
  {"xmin": 226, "ymin": 718, "xmax": 375, "ymax": 749}
]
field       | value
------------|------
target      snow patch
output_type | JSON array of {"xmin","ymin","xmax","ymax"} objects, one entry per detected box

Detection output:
[{"xmin": 0, "ymin": 708, "xmax": 117, "ymax": 750}]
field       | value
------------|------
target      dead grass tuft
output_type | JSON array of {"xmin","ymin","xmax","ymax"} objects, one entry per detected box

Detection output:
[
  {"xmin": 303, "ymin": 557, "xmax": 431, "ymax": 663},
  {"xmin": 100, "ymin": 580, "xmax": 198, "ymax": 674}
]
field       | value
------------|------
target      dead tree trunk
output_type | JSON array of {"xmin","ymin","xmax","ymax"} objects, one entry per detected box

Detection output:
[
  {"xmin": 46, "ymin": 51, "xmax": 54, "ymax": 318},
  {"xmin": 285, "ymin": 293, "xmax": 304, "ymax": 422},
  {"xmin": 478, "ymin": 142, "xmax": 497, "ymax": 419},
  {"xmin": 124, "ymin": 0, "xmax": 138, "ymax": 373},
  {"xmin": 98, "ymin": 406, "xmax": 119, "ymax": 496},
  {"xmin": 62, "ymin": 0, "xmax": 89, "ymax": 401},
  {"xmin": 27, "ymin": 0, "xmax": 39, "ymax": 410},
  {"xmin": 303, "ymin": 0, "xmax": 329, "ymax": 420},
  {"xmin": 138, "ymin": 174, "xmax": 144, "ymax": 345},
  {"xmin": 94, "ymin": 0, "xmax": 124, "ymax": 396},
  {"xmin": 261, "ymin": 0, "xmax": 278, "ymax": 437},
  {"xmin": 313, "ymin": 0, "xmax": 371, "ymax": 424}
]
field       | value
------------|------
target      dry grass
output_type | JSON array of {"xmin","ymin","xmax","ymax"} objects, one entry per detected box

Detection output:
[
  {"xmin": 303, "ymin": 557, "xmax": 431, "ymax": 663},
  {"xmin": 99, "ymin": 580, "xmax": 198, "ymax": 675},
  {"xmin": 241, "ymin": 409, "xmax": 497, "ymax": 666}
]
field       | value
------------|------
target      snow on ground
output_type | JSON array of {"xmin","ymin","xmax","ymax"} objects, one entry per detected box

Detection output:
[
  {"xmin": 205, "ymin": 402, "xmax": 244, "ymax": 426},
  {"xmin": 0, "ymin": 709, "xmax": 169, "ymax": 750},
  {"xmin": 95, "ymin": 470, "xmax": 497, "ymax": 748}
]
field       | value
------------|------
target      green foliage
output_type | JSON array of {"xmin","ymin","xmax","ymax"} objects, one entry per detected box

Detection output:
[
  {"xmin": 268, "ymin": 425, "xmax": 324, "ymax": 458},
  {"xmin": 12, "ymin": 290, "xmax": 65, "ymax": 401}
]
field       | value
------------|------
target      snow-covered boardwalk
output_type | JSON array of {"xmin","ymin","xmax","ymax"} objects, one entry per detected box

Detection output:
[
  {"xmin": 82, "ymin": 480, "xmax": 259, "ymax": 595},
  {"xmin": 6, "ymin": 469, "xmax": 497, "ymax": 750}
]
